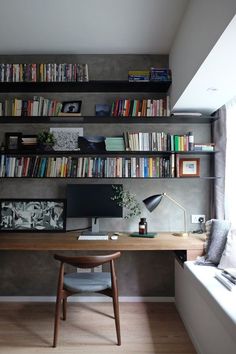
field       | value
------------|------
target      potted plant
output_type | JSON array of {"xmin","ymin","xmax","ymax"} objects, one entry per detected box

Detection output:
[
  {"xmin": 111, "ymin": 185, "xmax": 141, "ymax": 219},
  {"xmin": 37, "ymin": 131, "xmax": 56, "ymax": 151}
]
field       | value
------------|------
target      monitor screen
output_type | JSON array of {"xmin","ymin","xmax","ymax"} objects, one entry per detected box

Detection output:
[{"xmin": 66, "ymin": 184, "xmax": 123, "ymax": 218}]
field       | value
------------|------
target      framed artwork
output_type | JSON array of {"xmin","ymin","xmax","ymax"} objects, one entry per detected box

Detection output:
[
  {"xmin": 95, "ymin": 104, "xmax": 110, "ymax": 117},
  {"xmin": 179, "ymin": 158, "xmax": 200, "ymax": 177},
  {"xmin": 50, "ymin": 127, "xmax": 83, "ymax": 151},
  {"xmin": 0, "ymin": 199, "xmax": 66, "ymax": 232},
  {"xmin": 5, "ymin": 132, "xmax": 22, "ymax": 152},
  {"xmin": 59, "ymin": 101, "xmax": 82, "ymax": 116}
]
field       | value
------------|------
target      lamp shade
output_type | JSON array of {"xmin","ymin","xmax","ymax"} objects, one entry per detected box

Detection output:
[{"xmin": 142, "ymin": 194, "xmax": 163, "ymax": 212}]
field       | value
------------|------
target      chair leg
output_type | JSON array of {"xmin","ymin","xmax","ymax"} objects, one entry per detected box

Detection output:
[
  {"xmin": 62, "ymin": 298, "xmax": 67, "ymax": 321},
  {"xmin": 53, "ymin": 295, "xmax": 62, "ymax": 347},
  {"xmin": 112, "ymin": 285, "xmax": 121, "ymax": 345}
]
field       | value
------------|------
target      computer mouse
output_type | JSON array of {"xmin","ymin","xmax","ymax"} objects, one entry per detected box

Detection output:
[{"xmin": 111, "ymin": 235, "xmax": 118, "ymax": 240}]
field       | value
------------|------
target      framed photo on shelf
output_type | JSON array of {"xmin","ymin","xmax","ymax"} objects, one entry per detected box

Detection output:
[
  {"xmin": 95, "ymin": 104, "xmax": 110, "ymax": 117},
  {"xmin": 179, "ymin": 158, "xmax": 200, "ymax": 177},
  {"xmin": 0, "ymin": 199, "xmax": 66, "ymax": 232},
  {"xmin": 5, "ymin": 132, "xmax": 22, "ymax": 152},
  {"xmin": 59, "ymin": 101, "xmax": 82, "ymax": 116},
  {"xmin": 50, "ymin": 127, "xmax": 83, "ymax": 151}
]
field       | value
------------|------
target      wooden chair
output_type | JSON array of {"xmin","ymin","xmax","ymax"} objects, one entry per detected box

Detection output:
[{"xmin": 53, "ymin": 252, "xmax": 121, "ymax": 347}]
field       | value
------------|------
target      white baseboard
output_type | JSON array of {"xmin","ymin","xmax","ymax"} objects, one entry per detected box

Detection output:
[{"xmin": 0, "ymin": 296, "xmax": 174, "ymax": 303}]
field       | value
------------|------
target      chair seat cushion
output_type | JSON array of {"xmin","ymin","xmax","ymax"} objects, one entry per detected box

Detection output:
[{"xmin": 64, "ymin": 272, "xmax": 111, "ymax": 293}]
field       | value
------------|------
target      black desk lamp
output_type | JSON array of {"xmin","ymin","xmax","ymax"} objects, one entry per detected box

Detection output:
[{"xmin": 143, "ymin": 193, "xmax": 188, "ymax": 237}]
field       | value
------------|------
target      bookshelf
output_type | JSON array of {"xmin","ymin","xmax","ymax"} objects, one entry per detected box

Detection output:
[{"xmin": 0, "ymin": 79, "xmax": 217, "ymax": 180}]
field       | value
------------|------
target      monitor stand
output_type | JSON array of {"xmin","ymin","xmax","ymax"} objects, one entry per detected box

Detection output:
[{"xmin": 81, "ymin": 218, "xmax": 108, "ymax": 236}]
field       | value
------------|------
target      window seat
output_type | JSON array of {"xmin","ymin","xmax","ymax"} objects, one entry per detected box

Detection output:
[{"xmin": 175, "ymin": 260, "xmax": 236, "ymax": 354}]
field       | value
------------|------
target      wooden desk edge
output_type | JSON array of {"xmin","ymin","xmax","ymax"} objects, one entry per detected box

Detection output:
[{"xmin": 0, "ymin": 232, "xmax": 205, "ymax": 259}]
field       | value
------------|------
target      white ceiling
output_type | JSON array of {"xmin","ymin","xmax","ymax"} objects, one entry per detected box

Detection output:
[
  {"xmin": 0, "ymin": 0, "xmax": 188, "ymax": 54},
  {"xmin": 0, "ymin": 0, "xmax": 236, "ymax": 114}
]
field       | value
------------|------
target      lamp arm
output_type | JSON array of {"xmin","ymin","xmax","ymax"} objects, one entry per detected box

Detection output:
[{"xmin": 163, "ymin": 193, "xmax": 187, "ymax": 233}]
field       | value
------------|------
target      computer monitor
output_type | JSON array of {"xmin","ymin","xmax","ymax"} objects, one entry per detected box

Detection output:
[{"xmin": 66, "ymin": 184, "xmax": 123, "ymax": 233}]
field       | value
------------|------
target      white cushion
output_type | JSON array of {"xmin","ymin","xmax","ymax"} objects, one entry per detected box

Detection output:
[{"xmin": 218, "ymin": 229, "xmax": 236, "ymax": 269}]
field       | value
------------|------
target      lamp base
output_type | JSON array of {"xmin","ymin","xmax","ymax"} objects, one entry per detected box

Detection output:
[{"xmin": 172, "ymin": 232, "xmax": 189, "ymax": 238}]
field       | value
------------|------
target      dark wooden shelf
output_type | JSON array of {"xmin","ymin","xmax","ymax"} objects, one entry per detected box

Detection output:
[
  {"xmin": 0, "ymin": 80, "xmax": 171, "ymax": 93},
  {"xmin": 0, "ymin": 115, "xmax": 218, "ymax": 124},
  {"xmin": 0, "ymin": 176, "xmax": 220, "ymax": 180},
  {"xmin": 0, "ymin": 150, "xmax": 216, "ymax": 156}
]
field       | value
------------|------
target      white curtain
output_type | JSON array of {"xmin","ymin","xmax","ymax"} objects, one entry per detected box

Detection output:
[{"xmin": 225, "ymin": 97, "xmax": 236, "ymax": 227}]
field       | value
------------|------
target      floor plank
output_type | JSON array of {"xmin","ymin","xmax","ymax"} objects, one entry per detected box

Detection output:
[{"xmin": 0, "ymin": 302, "xmax": 196, "ymax": 354}]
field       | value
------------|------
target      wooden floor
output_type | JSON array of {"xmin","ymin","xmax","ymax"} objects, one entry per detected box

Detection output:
[{"xmin": 0, "ymin": 302, "xmax": 196, "ymax": 354}]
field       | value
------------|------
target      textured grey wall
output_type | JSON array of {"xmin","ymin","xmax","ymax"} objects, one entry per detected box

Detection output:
[{"xmin": 0, "ymin": 55, "xmax": 212, "ymax": 296}]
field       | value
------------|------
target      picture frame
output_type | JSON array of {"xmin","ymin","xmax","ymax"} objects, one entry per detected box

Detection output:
[
  {"xmin": 5, "ymin": 132, "xmax": 22, "ymax": 152},
  {"xmin": 95, "ymin": 104, "xmax": 110, "ymax": 117},
  {"xmin": 50, "ymin": 127, "xmax": 83, "ymax": 151},
  {"xmin": 179, "ymin": 158, "xmax": 200, "ymax": 177},
  {"xmin": 59, "ymin": 101, "xmax": 82, "ymax": 116},
  {"xmin": 0, "ymin": 199, "xmax": 66, "ymax": 232}
]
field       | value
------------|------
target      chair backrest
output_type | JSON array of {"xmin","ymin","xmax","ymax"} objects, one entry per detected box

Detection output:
[{"xmin": 54, "ymin": 252, "xmax": 121, "ymax": 268}]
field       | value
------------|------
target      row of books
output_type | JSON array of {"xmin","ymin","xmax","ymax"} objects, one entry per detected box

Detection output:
[
  {"xmin": 128, "ymin": 68, "xmax": 171, "ymax": 82},
  {"xmin": 0, "ymin": 63, "xmax": 89, "ymax": 82},
  {"xmin": 123, "ymin": 132, "xmax": 196, "ymax": 152},
  {"xmin": 0, "ymin": 155, "xmax": 176, "ymax": 178},
  {"xmin": 111, "ymin": 97, "xmax": 170, "ymax": 117},
  {"xmin": 0, "ymin": 96, "xmax": 62, "ymax": 116}
]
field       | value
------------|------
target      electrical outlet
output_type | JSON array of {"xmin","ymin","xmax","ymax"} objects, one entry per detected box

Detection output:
[
  {"xmin": 191, "ymin": 215, "xmax": 206, "ymax": 224},
  {"xmin": 77, "ymin": 268, "xmax": 91, "ymax": 273},
  {"xmin": 93, "ymin": 265, "xmax": 102, "ymax": 273}
]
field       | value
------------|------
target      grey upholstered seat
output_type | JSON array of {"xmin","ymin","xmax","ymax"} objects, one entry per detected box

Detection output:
[
  {"xmin": 53, "ymin": 253, "xmax": 121, "ymax": 347},
  {"xmin": 64, "ymin": 272, "xmax": 111, "ymax": 292}
]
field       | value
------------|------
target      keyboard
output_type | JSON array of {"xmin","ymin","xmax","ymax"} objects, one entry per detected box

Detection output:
[{"xmin": 78, "ymin": 235, "xmax": 109, "ymax": 240}]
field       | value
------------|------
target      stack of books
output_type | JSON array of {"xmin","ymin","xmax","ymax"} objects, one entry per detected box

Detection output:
[
  {"xmin": 128, "ymin": 70, "xmax": 150, "ymax": 82},
  {"xmin": 215, "ymin": 268, "xmax": 236, "ymax": 291},
  {"xmin": 150, "ymin": 68, "xmax": 171, "ymax": 81},
  {"xmin": 105, "ymin": 137, "xmax": 125, "ymax": 151},
  {"xmin": 194, "ymin": 143, "xmax": 215, "ymax": 152}
]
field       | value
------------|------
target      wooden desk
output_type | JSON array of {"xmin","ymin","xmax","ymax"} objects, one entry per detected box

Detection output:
[{"xmin": 0, "ymin": 232, "xmax": 205, "ymax": 260}]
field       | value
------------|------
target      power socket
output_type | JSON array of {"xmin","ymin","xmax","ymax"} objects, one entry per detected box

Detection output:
[
  {"xmin": 191, "ymin": 214, "xmax": 206, "ymax": 224},
  {"xmin": 77, "ymin": 268, "xmax": 91, "ymax": 273}
]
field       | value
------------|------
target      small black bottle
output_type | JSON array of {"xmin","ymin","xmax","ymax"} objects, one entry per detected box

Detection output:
[{"xmin": 139, "ymin": 217, "xmax": 148, "ymax": 235}]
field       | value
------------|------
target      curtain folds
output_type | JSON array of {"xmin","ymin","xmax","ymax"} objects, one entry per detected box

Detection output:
[
  {"xmin": 211, "ymin": 106, "xmax": 227, "ymax": 219},
  {"xmin": 225, "ymin": 97, "xmax": 236, "ymax": 227}
]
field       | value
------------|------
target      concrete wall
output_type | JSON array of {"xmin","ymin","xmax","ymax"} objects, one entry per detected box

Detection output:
[{"xmin": 0, "ymin": 55, "xmax": 212, "ymax": 296}]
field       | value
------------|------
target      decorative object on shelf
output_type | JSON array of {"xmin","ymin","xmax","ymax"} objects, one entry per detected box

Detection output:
[
  {"xmin": 5, "ymin": 132, "xmax": 22, "ymax": 152},
  {"xmin": 50, "ymin": 127, "xmax": 83, "ymax": 151},
  {"xmin": 150, "ymin": 68, "xmax": 172, "ymax": 81},
  {"xmin": 37, "ymin": 131, "xmax": 56, "ymax": 151},
  {"xmin": 179, "ymin": 158, "xmax": 200, "ymax": 177},
  {"xmin": 111, "ymin": 185, "xmax": 141, "ymax": 219},
  {"xmin": 139, "ymin": 217, "xmax": 148, "ymax": 234},
  {"xmin": 59, "ymin": 101, "xmax": 82, "ymax": 116},
  {"xmin": 78, "ymin": 136, "xmax": 106, "ymax": 153},
  {"xmin": 0, "ymin": 199, "xmax": 66, "ymax": 232},
  {"xmin": 95, "ymin": 104, "xmax": 110, "ymax": 117},
  {"xmin": 143, "ymin": 192, "xmax": 188, "ymax": 237}
]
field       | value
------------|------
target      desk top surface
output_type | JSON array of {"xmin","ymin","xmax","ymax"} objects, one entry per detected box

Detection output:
[{"xmin": 0, "ymin": 232, "xmax": 205, "ymax": 251}]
